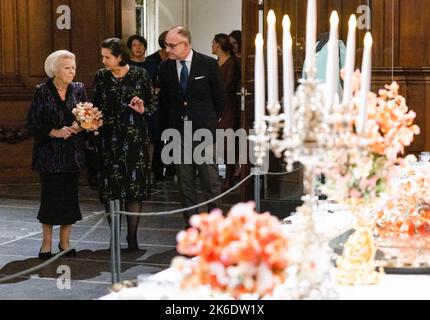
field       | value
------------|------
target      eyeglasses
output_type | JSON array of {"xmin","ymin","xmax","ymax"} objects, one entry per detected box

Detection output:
[{"xmin": 165, "ymin": 41, "xmax": 187, "ymax": 49}]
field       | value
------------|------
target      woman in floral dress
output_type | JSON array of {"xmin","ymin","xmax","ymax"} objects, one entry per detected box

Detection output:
[{"xmin": 93, "ymin": 38, "xmax": 156, "ymax": 250}]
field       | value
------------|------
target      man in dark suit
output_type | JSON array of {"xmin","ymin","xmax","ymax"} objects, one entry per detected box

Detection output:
[{"xmin": 159, "ymin": 26, "xmax": 225, "ymax": 227}]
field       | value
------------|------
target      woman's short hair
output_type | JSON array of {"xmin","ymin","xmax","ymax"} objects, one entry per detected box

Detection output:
[
  {"xmin": 44, "ymin": 50, "xmax": 76, "ymax": 78},
  {"xmin": 213, "ymin": 33, "xmax": 233, "ymax": 54},
  {"xmin": 102, "ymin": 38, "xmax": 130, "ymax": 67},
  {"xmin": 126, "ymin": 35, "xmax": 148, "ymax": 51}
]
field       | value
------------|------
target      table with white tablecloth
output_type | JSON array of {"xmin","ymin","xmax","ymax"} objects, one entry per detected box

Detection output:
[{"xmin": 100, "ymin": 204, "xmax": 430, "ymax": 300}]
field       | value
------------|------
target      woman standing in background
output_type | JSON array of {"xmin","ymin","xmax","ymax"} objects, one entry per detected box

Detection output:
[{"xmin": 212, "ymin": 33, "xmax": 241, "ymax": 191}]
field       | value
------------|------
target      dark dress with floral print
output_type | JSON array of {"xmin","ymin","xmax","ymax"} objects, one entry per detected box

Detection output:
[{"xmin": 93, "ymin": 65, "xmax": 156, "ymax": 204}]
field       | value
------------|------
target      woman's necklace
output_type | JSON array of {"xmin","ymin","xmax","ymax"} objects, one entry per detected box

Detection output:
[{"xmin": 53, "ymin": 80, "xmax": 68, "ymax": 92}]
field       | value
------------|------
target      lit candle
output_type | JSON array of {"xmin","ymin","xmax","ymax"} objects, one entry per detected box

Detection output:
[
  {"xmin": 255, "ymin": 33, "xmax": 265, "ymax": 127},
  {"xmin": 305, "ymin": 0, "xmax": 317, "ymax": 75},
  {"xmin": 342, "ymin": 15, "xmax": 357, "ymax": 106},
  {"xmin": 358, "ymin": 32, "xmax": 373, "ymax": 134},
  {"xmin": 267, "ymin": 10, "xmax": 279, "ymax": 106},
  {"xmin": 325, "ymin": 11, "xmax": 339, "ymax": 109},
  {"xmin": 283, "ymin": 15, "xmax": 294, "ymax": 132}
]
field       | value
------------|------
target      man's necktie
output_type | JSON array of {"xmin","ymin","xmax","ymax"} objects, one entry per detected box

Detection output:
[{"xmin": 180, "ymin": 60, "xmax": 188, "ymax": 94}]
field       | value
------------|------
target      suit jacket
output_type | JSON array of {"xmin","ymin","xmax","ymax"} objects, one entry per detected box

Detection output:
[{"xmin": 159, "ymin": 50, "xmax": 226, "ymax": 135}]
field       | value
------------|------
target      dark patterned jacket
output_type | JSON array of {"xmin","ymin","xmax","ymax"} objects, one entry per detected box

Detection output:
[{"xmin": 27, "ymin": 79, "xmax": 88, "ymax": 173}]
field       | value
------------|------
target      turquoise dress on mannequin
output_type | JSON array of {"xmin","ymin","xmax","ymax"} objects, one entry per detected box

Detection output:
[{"xmin": 303, "ymin": 39, "xmax": 346, "ymax": 97}]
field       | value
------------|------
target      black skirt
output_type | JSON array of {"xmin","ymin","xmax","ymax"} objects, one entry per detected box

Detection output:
[{"xmin": 38, "ymin": 173, "xmax": 82, "ymax": 225}]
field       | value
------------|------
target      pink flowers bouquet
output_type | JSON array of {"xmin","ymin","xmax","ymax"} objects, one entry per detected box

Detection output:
[
  {"xmin": 72, "ymin": 102, "xmax": 103, "ymax": 135},
  {"xmin": 375, "ymin": 158, "xmax": 430, "ymax": 237},
  {"xmin": 172, "ymin": 202, "xmax": 290, "ymax": 299},
  {"xmin": 321, "ymin": 75, "xmax": 419, "ymax": 203}
]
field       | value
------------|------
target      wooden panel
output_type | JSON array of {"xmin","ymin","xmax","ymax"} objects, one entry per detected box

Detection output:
[
  {"xmin": 399, "ymin": 0, "xmax": 430, "ymax": 67},
  {"xmin": 0, "ymin": 140, "xmax": 37, "ymax": 184},
  {"xmin": 52, "ymin": 0, "xmax": 71, "ymax": 49},
  {"xmin": 424, "ymin": 71, "xmax": 430, "ymax": 151},
  {"xmin": 70, "ymin": 0, "xmax": 100, "ymax": 86},
  {"xmin": 0, "ymin": 0, "xmax": 19, "ymax": 75},
  {"xmin": 240, "ymin": 0, "xmax": 260, "ymax": 201},
  {"xmin": 27, "ymin": 0, "xmax": 54, "ymax": 77}
]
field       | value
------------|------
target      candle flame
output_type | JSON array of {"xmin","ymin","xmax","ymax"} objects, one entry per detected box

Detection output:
[
  {"xmin": 282, "ymin": 15, "xmax": 291, "ymax": 32},
  {"xmin": 267, "ymin": 10, "xmax": 276, "ymax": 25},
  {"xmin": 348, "ymin": 14, "xmax": 357, "ymax": 29},
  {"xmin": 255, "ymin": 33, "xmax": 264, "ymax": 47},
  {"xmin": 330, "ymin": 11, "xmax": 339, "ymax": 26},
  {"xmin": 364, "ymin": 32, "xmax": 373, "ymax": 48}
]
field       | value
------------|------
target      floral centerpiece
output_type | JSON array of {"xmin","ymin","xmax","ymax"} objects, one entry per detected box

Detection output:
[
  {"xmin": 72, "ymin": 102, "xmax": 103, "ymax": 135},
  {"xmin": 171, "ymin": 202, "xmax": 290, "ymax": 299},
  {"xmin": 321, "ymin": 74, "xmax": 420, "ymax": 205},
  {"xmin": 375, "ymin": 157, "xmax": 430, "ymax": 238},
  {"xmin": 369, "ymin": 158, "xmax": 430, "ymax": 267}
]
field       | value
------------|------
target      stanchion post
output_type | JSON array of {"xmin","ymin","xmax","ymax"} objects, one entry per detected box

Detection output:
[
  {"xmin": 110, "ymin": 200, "xmax": 117, "ymax": 284},
  {"xmin": 114, "ymin": 200, "xmax": 121, "ymax": 283},
  {"xmin": 254, "ymin": 166, "xmax": 261, "ymax": 213}
]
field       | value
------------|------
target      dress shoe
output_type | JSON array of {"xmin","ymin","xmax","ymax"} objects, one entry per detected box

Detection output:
[
  {"xmin": 58, "ymin": 243, "xmax": 77, "ymax": 257},
  {"xmin": 126, "ymin": 236, "xmax": 139, "ymax": 251},
  {"xmin": 38, "ymin": 249, "xmax": 52, "ymax": 260}
]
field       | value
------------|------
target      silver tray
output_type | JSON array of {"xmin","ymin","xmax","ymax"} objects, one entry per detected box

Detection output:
[{"xmin": 329, "ymin": 229, "xmax": 430, "ymax": 274}]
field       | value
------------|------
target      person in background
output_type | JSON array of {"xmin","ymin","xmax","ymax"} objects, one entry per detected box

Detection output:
[
  {"xmin": 142, "ymin": 31, "xmax": 169, "ymax": 182},
  {"xmin": 143, "ymin": 31, "xmax": 169, "ymax": 85},
  {"xmin": 93, "ymin": 38, "xmax": 157, "ymax": 251},
  {"xmin": 211, "ymin": 33, "xmax": 241, "ymax": 191},
  {"xmin": 159, "ymin": 26, "xmax": 225, "ymax": 227},
  {"xmin": 27, "ymin": 50, "xmax": 88, "ymax": 260},
  {"xmin": 228, "ymin": 30, "xmax": 242, "ymax": 60},
  {"xmin": 127, "ymin": 34, "xmax": 148, "ymax": 68}
]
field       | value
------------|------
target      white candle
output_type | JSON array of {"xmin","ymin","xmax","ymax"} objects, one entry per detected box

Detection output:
[
  {"xmin": 325, "ymin": 11, "xmax": 339, "ymax": 109},
  {"xmin": 267, "ymin": 10, "xmax": 279, "ymax": 106},
  {"xmin": 305, "ymin": 0, "xmax": 317, "ymax": 75},
  {"xmin": 283, "ymin": 15, "xmax": 294, "ymax": 132},
  {"xmin": 255, "ymin": 33, "xmax": 265, "ymax": 127},
  {"xmin": 342, "ymin": 15, "xmax": 357, "ymax": 106},
  {"xmin": 358, "ymin": 32, "xmax": 373, "ymax": 134}
]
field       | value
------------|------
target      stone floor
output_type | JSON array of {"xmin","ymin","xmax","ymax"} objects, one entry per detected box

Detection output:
[{"xmin": 0, "ymin": 178, "xmax": 240, "ymax": 300}]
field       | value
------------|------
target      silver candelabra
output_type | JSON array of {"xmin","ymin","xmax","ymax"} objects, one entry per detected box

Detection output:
[{"xmin": 250, "ymin": 60, "xmax": 362, "ymax": 299}]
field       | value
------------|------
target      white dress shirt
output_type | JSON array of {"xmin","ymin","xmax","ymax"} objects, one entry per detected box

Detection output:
[{"xmin": 176, "ymin": 50, "xmax": 193, "ymax": 81}]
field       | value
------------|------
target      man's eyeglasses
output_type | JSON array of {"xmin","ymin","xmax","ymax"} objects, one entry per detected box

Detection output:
[{"xmin": 165, "ymin": 41, "xmax": 187, "ymax": 49}]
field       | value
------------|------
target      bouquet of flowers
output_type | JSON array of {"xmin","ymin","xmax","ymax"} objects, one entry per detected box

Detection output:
[
  {"xmin": 321, "ymin": 74, "xmax": 420, "ymax": 204},
  {"xmin": 72, "ymin": 102, "xmax": 103, "ymax": 135},
  {"xmin": 172, "ymin": 202, "xmax": 290, "ymax": 299}
]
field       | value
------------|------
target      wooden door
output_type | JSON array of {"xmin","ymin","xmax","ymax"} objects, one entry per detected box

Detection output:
[{"xmin": 239, "ymin": 0, "xmax": 261, "ymax": 201}]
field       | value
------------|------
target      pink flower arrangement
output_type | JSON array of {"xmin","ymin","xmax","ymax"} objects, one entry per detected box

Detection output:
[
  {"xmin": 321, "ymin": 72, "xmax": 419, "ymax": 203},
  {"xmin": 365, "ymin": 81, "xmax": 420, "ymax": 161},
  {"xmin": 72, "ymin": 102, "xmax": 103, "ymax": 135},
  {"xmin": 172, "ymin": 202, "xmax": 290, "ymax": 299},
  {"xmin": 375, "ymin": 159, "xmax": 430, "ymax": 238}
]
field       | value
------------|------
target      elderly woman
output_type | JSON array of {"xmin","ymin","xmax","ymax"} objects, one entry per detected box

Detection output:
[
  {"xmin": 94, "ymin": 38, "xmax": 156, "ymax": 251},
  {"xmin": 27, "ymin": 50, "xmax": 88, "ymax": 260}
]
